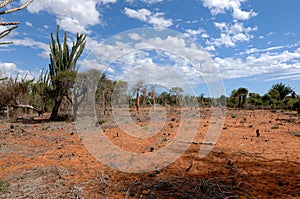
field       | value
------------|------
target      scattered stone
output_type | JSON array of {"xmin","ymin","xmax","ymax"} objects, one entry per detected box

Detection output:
[
  {"xmin": 293, "ymin": 132, "xmax": 300, "ymax": 137},
  {"xmin": 185, "ymin": 163, "xmax": 193, "ymax": 172},
  {"xmin": 256, "ymin": 129, "xmax": 260, "ymax": 137},
  {"xmin": 227, "ymin": 160, "xmax": 234, "ymax": 167}
]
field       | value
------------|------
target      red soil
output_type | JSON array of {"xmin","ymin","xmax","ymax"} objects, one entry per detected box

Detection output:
[{"xmin": 0, "ymin": 109, "xmax": 299, "ymax": 198}]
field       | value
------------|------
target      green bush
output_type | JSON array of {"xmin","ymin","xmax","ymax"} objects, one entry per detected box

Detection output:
[
  {"xmin": 98, "ymin": 119, "xmax": 106, "ymax": 125},
  {"xmin": 230, "ymin": 114, "xmax": 237, "ymax": 118},
  {"xmin": 0, "ymin": 179, "xmax": 9, "ymax": 194}
]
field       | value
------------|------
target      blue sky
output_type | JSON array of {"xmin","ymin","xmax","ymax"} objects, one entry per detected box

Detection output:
[{"xmin": 0, "ymin": 0, "xmax": 299, "ymax": 97}]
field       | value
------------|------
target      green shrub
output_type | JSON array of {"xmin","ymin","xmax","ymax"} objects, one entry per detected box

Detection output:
[
  {"xmin": 230, "ymin": 114, "xmax": 237, "ymax": 118},
  {"xmin": 98, "ymin": 119, "xmax": 106, "ymax": 125},
  {"xmin": 0, "ymin": 179, "xmax": 9, "ymax": 194}
]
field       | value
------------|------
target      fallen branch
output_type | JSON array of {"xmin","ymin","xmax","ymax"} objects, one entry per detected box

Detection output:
[{"xmin": 12, "ymin": 104, "xmax": 43, "ymax": 116}]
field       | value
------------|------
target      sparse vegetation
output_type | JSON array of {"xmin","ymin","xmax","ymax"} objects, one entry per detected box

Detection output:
[
  {"xmin": 0, "ymin": 178, "xmax": 9, "ymax": 194},
  {"xmin": 271, "ymin": 124, "xmax": 279, "ymax": 129},
  {"xmin": 230, "ymin": 114, "xmax": 237, "ymax": 118},
  {"xmin": 98, "ymin": 119, "xmax": 106, "ymax": 125},
  {"xmin": 0, "ymin": 2, "xmax": 299, "ymax": 199}
]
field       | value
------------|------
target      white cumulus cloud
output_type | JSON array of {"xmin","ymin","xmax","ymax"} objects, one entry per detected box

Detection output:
[
  {"xmin": 213, "ymin": 47, "xmax": 300, "ymax": 80},
  {"xmin": 207, "ymin": 22, "xmax": 257, "ymax": 47},
  {"xmin": 124, "ymin": 7, "xmax": 173, "ymax": 30},
  {"xmin": 202, "ymin": 0, "xmax": 257, "ymax": 21},
  {"xmin": 25, "ymin": 21, "xmax": 33, "ymax": 27},
  {"xmin": 99, "ymin": 0, "xmax": 117, "ymax": 4},
  {"xmin": 125, "ymin": 0, "xmax": 164, "ymax": 4},
  {"xmin": 22, "ymin": 0, "xmax": 101, "ymax": 34}
]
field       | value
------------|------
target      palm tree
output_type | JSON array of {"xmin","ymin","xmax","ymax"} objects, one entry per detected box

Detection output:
[{"xmin": 270, "ymin": 82, "xmax": 294, "ymax": 101}]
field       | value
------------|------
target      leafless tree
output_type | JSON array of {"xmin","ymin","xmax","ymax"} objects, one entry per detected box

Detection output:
[{"xmin": 0, "ymin": 0, "xmax": 34, "ymax": 44}]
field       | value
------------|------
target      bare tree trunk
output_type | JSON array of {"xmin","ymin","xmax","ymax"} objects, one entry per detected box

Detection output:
[
  {"xmin": 135, "ymin": 90, "xmax": 140, "ymax": 111},
  {"xmin": 238, "ymin": 95, "xmax": 242, "ymax": 108},
  {"xmin": 153, "ymin": 92, "xmax": 156, "ymax": 111},
  {"xmin": 6, "ymin": 105, "xmax": 9, "ymax": 120},
  {"xmin": 50, "ymin": 96, "xmax": 63, "ymax": 121},
  {"xmin": 73, "ymin": 96, "xmax": 78, "ymax": 121}
]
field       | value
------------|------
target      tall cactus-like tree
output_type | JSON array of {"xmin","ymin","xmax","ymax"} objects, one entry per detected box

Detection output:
[
  {"xmin": 48, "ymin": 26, "xmax": 86, "ymax": 121},
  {"xmin": 0, "ymin": 0, "xmax": 33, "ymax": 45}
]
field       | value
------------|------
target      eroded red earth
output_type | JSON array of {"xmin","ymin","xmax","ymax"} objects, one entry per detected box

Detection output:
[{"xmin": 0, "ymin": 109, "xmax": 299, "ymax": 198}]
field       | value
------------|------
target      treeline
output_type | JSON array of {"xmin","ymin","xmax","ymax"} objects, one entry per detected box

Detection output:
[
  {"xmin": 1, "ymin": 69, "xmax": 299, "ymax": 121},
  {"xmin": 0, "ymin": 26, "xmax": 299, "ymax": 121}
]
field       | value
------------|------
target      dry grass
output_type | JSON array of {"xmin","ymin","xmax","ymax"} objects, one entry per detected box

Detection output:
[{"xmin": 0, "ymin": 166, "xmax": 83, "ymax": 199}]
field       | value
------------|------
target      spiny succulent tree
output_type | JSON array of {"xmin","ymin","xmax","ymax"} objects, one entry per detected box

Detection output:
[
  {"xmin": 0, "ymin": 0, "xmax": 33, "ymax": 45},
  {"xmin": 48, "ymin": 26, "xmax": 86, "ymax": 121}
]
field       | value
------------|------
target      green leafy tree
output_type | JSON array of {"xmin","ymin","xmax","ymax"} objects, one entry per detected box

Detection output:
[
  {"xmin": 229, "ymin": 88, "xmax": 248, "ymax": 108},
  {"xmin": 48, "ymin": 26, "xmax": 86, "ymax": 121},
  {"xmin": 169, "ymin": 87, "xmax": 184, "ymax": 107},
  {"xmin": 159, "ymin": 91, "xmax": 170, "ymax": 107},
  {"xmin": 293, "ymin": 97, "xmax": 300, "ymax": 114},
  {"xmin": 96, "ymin": 73, "xmax": 114, "ymax": 115},
  {"xmin": 236, "ymin": 87, "xmax": 248, "ymax": 108},
  {"xmin": 247, "ymin": 93, "xmax": 262, "ymax": 108},
  {"xmin": 219, "ymin": 95, "xmax": 227, "ymax": 106},
  {"xmin": 269, "ymin": 82, "xmax": 294, "ymax": 101}
]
